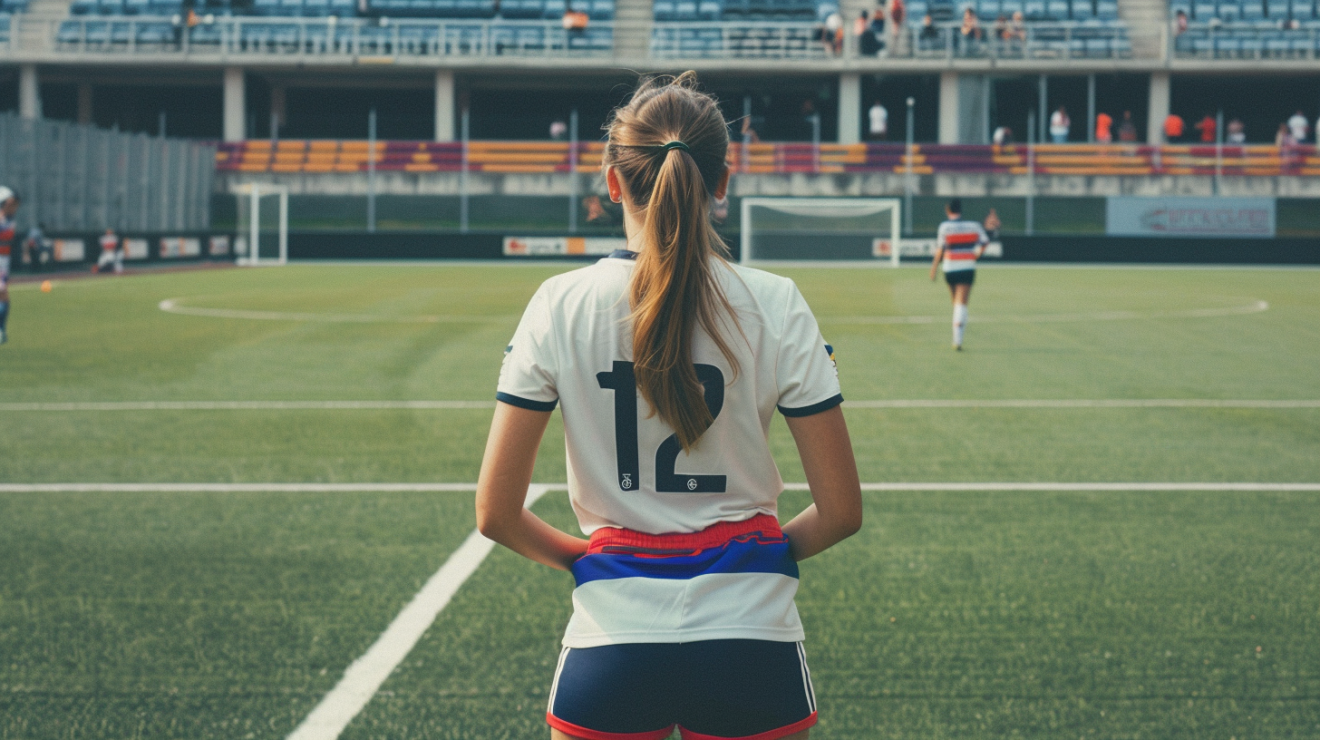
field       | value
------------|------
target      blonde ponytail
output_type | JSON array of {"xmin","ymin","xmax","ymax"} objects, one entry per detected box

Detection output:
[{"xmin": 604, "ymin": 73, "xmax": 740, "ymax": 452}]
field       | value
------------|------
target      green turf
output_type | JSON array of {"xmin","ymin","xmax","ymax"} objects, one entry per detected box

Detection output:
[{"xmin": 1, "ymin": 263, "xmax": 1317, "ymax": 738}]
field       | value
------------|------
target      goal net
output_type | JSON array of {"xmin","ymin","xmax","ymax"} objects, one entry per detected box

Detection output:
[
  {"xmin": 235, "ymin": 184, "xmax": 289, "ymax": 266},
  {"xmin": 739, "ymin": 198, "xmax": 902, "ymax": 267}
]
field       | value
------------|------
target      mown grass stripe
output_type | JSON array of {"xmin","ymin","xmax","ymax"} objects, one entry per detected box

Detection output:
[{"xmin": 3, "ymin": 483, "xmax": 1317, "ymax": 493}]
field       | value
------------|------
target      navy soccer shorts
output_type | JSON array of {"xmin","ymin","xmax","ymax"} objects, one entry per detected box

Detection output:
[
  {"xmin": 546, "ymin": 639, "xmax": 817, "ymax": 740},
  {"xmin": 944, "ymin": 269, "xmax": 975, "ymax": 287}
]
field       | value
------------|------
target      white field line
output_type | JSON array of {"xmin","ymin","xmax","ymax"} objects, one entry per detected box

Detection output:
[
  {"xmin": 157, "ymin": 297, "xmax": 1268, "ymax": 326},
  {"xmin": 5, "ymin": 398, "xmax": 1320, "ymax": 413},
  {"xmin": 158, "ymin": 298, "xmax": 517, "ymax": 324},
  {"xmin": 284, "ymin": 484, "xmax": 550, "ymax": 740},
  {"xmin": 3, "ymin": 482, "xmax": 1318, "ymax": 494}
]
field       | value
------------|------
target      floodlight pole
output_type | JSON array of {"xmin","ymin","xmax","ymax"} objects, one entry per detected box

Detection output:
[
  {"xmin": 249, "ymin": 184, "xmax": 261, "ymax": 265},
  {"xmin": 1026, "ymin": 111, "xmax": 1035, "ymax": 236},
  {"xmin": 460, "ymin": 106, "xmax": 470, "ymax": 233},
  {"xmin": 904, "ymin": 96, "xmax": 914, "ymax": 236},
  {"xmin": 1214, "ymin": 109, "xmax": 1223, "ymax": 196},
  {"xmin": 810, "ymin": 112, "xmax": 821, "ymax": 173},
  {"xmin": 568, "ymin": 108, "xmax": 579, "ymax": 234},
  {"xmin": 367, "ymin": 107, "xmax": 377, "ymax": 234}
]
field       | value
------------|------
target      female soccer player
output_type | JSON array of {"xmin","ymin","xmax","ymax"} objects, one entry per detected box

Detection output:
[
  {"xmin": 929, "ymin": 198, "xmax": 989, "ymax": 351},
  {"xmin": 476, "ymin": 73, "xmax": 862, "ymax": 740}
]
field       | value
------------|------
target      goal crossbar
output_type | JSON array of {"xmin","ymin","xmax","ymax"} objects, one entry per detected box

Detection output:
[{"xmin": 740, "ymin": 197, "xmax": 902, "ymax": 267}]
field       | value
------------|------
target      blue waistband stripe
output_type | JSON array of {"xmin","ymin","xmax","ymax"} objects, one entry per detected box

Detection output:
[{"xmin": 570, "ymin": 538, "xmax": 799, "ymax": 587}]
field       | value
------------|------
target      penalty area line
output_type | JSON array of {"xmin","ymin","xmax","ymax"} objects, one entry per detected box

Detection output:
[{"xmin": 285, "ymin": 484, "xmax": 552, "ymax": 740}]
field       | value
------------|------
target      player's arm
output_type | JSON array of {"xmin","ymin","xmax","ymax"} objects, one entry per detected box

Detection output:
[
  {"xmin": 929, "ymin": 243, "xmax": 944, "ymax": 281},
  {"xmin": 976, "ymin": 225, "xmax": 990, "ymax": 260},
  {"xmin": 781, "ymin": 405, "xmax": 863, "ymax": 561},
  {"xmin": 476, "ymin": 402, "xmax": 588, "ymax": 571}
]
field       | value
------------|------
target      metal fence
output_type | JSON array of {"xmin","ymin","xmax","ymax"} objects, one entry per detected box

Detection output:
[{"xmin": 0, "ymin": 114, "xmax": 215, "ymax": 231}]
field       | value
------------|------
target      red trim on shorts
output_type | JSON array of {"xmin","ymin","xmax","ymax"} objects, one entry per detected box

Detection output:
[
  {"xmin": 585, "ymin": 514, "xmax": 784, "ymax": 556},
  {"xmin": 679, "ymin": 712, "xmax": 818, "ymax": 740},
  {"xmin": 546, "ymin": 712, "xmax": 676, "ymax": 740}
]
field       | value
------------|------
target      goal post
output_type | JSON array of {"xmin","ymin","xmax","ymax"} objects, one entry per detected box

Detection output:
[
  {"xmin": 739, "ymin": 198, "xmax": 902, "ymax": 267},
  {"xmin": 235, "ymin": 183, "xmax": 289, "ymax": 266}
]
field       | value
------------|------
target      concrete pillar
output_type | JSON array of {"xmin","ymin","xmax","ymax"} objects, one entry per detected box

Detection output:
[
  {"xmin": 1147, "ymin": 71, "xmax": 1170, "ymax": 144},
  {"xmin": 837, "ymin": 72, "xmax": 861, "ymax": 145},
  {"xmin": 435, "ymin": 69, "xmax": 455, "ymax": 142},
  {"xmin": 19, "ymin": 64, "xmax": 40, "ymax": 120},
  {"xmin": 938, "ymin": 71, "xmax": 959, "ymax": 144},
  {"xmin": 223, "ymin": 66, "xmax": 246, "ymax": 142},
  {"xmin": 77, "ymin": 83, "xmax": 93, "ymax": 125}
]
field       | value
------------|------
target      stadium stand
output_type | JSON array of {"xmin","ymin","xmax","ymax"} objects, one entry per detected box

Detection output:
[
  {"xmin": 0, "ymin": 0, "xmax": 30, "ymax": 49},
  {"xmin": 648, "ymin": 0, "xmax": 1132, "ymax": 58},
  {"xmin": 54, "ymin": 0, "xmax": 613, "ymax": 54},
  {"xmin": 1172, "ymin": 0, "xmax": 1320, "ymax": 58},
  {"xmin": 215, "ymin": 140, "xmax": 1320, "ymax": 176}
]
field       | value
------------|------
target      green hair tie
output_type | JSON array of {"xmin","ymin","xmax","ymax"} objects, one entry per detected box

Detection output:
[{"xmin": 659, "ymin": 141, "xmax": 690, "ymax": 153}]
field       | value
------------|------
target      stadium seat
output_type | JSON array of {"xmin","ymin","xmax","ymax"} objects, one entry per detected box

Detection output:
[
  {"xmin": 542, "ymin": 0, "xmax": 564, "ymax": 17},
  {"xmin": 906, "ymin": 0, "xmax": 926, "ymax": 18},
  {"xmin": 252, "ymin": 0, "xmax": 279, "ymax": 15},
  {"xmin": 697, "ymin": 0, "xmax": 720, "ymax": 18},
  {"xmin": 1095, "ymin": 0, "xmax": 1116, "ymax": 18},
  {"xmin": 1192, "ymin": 0, "xmax": 1214, "ymax": 18},
  {"xmin": 136, "ymin": 19, "xmax": 172, "ymax": 41},
  {"xmin": 674, "ymin": 0, "xmax": 697, "ymax": 19},
  {"xmin": 928, "ymin": 0, "xmax": 955, "ymax": 18},
  {"xmin": 328, "ymin": 0, "xmax": 355, "ymax": 15},
  {"xmin": 978, "ymin": 0, "xmax": 999, "ymax": 20},
  {"xmin": 589, "ymin": 0, "xmax": 613, "ymax": 18},
  {"xmin": 69, "ymin": 0, "xmax": 95, "ymax": 14},
  {"xmin": 501, "ymin": 0, "xmax": 540, "ymax": 16},
  {"xmin": 280, "ymin": 0, "xmax": 303, "ymax": 15},
  {"xmin": 653, "ymin": 0, "xmax": 675, "ymax": 18},
  {"xmin": 97, "ymin": 0, "xmax": 124, "ymax": 15},
  {"xmin": 1073, "ymin": 0, "xmax": 1094, "ymax": 19},
  {"xmin": 1241, "ymin": 0, "xmax": 1264, "ymax": 18},
  {"xmin": 1216, "ymin": 1, "xmax": 1238, "ymax": 19},
  {"xmin": 1265, "ymin": 0, "xmax": 1286, "ymax": 18},
  {"xmin": 1045, "ymin": 0, "xmax": 1068, "ymax": 18},
  {"xmin": 1022, "ymin": 0, "xmax": 1045, "ymax": 18}
]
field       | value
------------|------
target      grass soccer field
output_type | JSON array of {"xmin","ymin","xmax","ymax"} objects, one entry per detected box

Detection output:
[{"xmin": 1, "ymin": 262, "xmax": 1317, "ymax": 739}]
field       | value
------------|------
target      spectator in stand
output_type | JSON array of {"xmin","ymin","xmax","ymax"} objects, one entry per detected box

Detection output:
[
  {"xmin": 888, "ymin": 0, "xmax": 905, "ymax": 32},
  {"xmin": 993, "ymin": 13, "xmax": 1009, "ymax": 44},
  {"xmin": 1227, "ymin": 118, "xmax": 1246, "ymax": 144},
  {"xmin": 1275, "ymin": 123, "xmax": 1295, "ymax": 147},
  {"xmin": 1118, "ymin": 110, "xmax": 1138, "ymax": 142},
  {"xmin": 1163, "ymin": 113, "xmax": 1185, "ymax": 142},
  {"xmin": 550, "ymin": 120, "xmax": 568, "ymax": 140},
  {"xmin": 740, "ymin": 115, "xmax": 761, "ymax": 144},
  {"xmin": 823, "ymin": 8, "xmax": 844, "ymax": 55},
  {"xmin": 868, "ymin": 100, "xmax": 888, "ymax": 140},
  {"xmin": 1194, "ymin": 113, "xmax": 1216, "ymax": 143},
  {"xmin": 1175, "ymin": 8, "xmax": 1188, "ymax": 35},
  {"xmin": 1049, "ymin": 105, "xmax": 1070, "ymax": 143},
  {"xmin": 1095, "ymin": 111, "xmax": 1113, "ymax": 144},
  {"xmin": 95, "ymin": 228, "xmax": 122, "ymax": 275},
  {"xmin": 961, "ymin": 6, "xmax": 984, "ymax": 44},
  {"xmin": 562, "ymin": 3, "xmax": 589, "ymax": 34},
  {"xmin": 993, "ymin": 125, "xmax": 1012, "ymax": 145},
  {"xmin": 855, "ymin": 10, "xmax": 872, "ymax": 54},
  {"xmin": 1315, "ymin": 112, "xmax": 1320, "ymax": 150},
  {"xmin": 918, "ymin": 13, "xmax": 940, "ymax": 46},
  {"xmin": 983, "ymin": 207, "xmax": 1001, "ymax": 241},
  {"xmin": 1009, "ymin": 10, "xmax": 1026, "ymax": 40},
  {"xmin": 1287, "ymin": 110, "xmax": 1308, "ymax": 143},
  {"xmin": 870, "ymin": 7, "xmax": 887, "ymax": 52}
]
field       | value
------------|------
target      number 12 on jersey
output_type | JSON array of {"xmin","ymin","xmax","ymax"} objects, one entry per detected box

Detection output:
[{"xmin": 596, "ymin": 361, "xmax": 727, "ymax": 493}]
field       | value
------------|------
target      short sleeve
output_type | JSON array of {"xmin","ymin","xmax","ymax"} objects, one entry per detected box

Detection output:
[
  {"xmin": 775, "ymin": 282, "xmax": 844, "ymax": 417},
  {"xmin": 496, "ymin": 284, "xmax": 559, "ymax": 412}
]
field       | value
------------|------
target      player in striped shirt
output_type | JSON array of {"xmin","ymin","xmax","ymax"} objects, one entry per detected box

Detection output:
[
  {"xmin": 476, "ymin": 73, "xmax": 862, "ymax": 740},
  {"xmin": 0, "ymin": 187, "xmax": 20, "ymax": 345},
  {"xmin": 930, "ymin": 198, "xmax": 989, "ymax": 351}
]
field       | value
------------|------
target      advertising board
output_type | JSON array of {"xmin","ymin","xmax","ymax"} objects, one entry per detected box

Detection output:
[{"xmin": 1106, "ymin": 197, "xmax": 1275, "ymax": 238}]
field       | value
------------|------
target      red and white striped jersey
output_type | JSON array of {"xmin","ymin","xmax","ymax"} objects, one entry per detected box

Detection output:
[
  {"xmin": 99, "ymin": 234, "xmax": 119, "ymax": 253},
  {"xmin": 937, "ymin": 219, "xmax": 988, "ymax": 273}
]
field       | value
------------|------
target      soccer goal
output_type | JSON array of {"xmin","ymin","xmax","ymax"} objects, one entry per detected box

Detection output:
[
  {"xmin": 235, "ymin": 184, "xmax": 289, "ymax": 266},
  {"xmin": 739, "ymin": 198, "xmax": 902, "ymax": 267}
]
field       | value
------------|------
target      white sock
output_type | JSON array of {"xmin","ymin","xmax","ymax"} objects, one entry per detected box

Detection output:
[{"xmin": 952, "ymin": 304, "xmax": 968, "ymax": 347}]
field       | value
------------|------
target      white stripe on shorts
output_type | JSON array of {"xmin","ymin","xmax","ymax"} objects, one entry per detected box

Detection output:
[
  {"xmin": 547, "ymin": 646, "xmax": 571, "ymax": 714},
  {"xmin": 796, "ymin": 642, "xmax": 817, "ymax": 714}
]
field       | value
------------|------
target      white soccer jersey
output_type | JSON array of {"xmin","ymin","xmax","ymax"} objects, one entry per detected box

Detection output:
[
  {"xmin": 937, "ymin": 219, "xmax": 988, "ymax": 273},
  {"xmin": 498, "ymin": 251, "xmax": 842, "ymax": 537}
]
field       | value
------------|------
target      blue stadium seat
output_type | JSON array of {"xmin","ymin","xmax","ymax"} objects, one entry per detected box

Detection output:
[
  {"xmin": 327, "ymin": 0, "xmax": 355, "ymax": 15},
  {"xmin": 542, "ymin": 0, "xmax": 565, "ymax": 16},
  {"xmin": 673, "ymin": 0, "xmax": 696, "ymax": 18},
  {"xmin": 1045, "ymin": 0, "xmax": 1067, "ymax": 17},
  {"xmin": 697, "ymin": 0, "xmax": 720, "ymax": 18},
  {"xmin": 502, "ymin": 0, "xmax": 541, "ymax": 16},
  {"xmin": 1265, "ymin": 0, "xmax": 1286, "ymax": 17},
  {"xmin": 907, "ymin": 0, "xmax": 927, "ymax": 18},
  {"xmin": 978, "ymin": 0, "xmax": 999, "ymax": 19},
  {"xmin": 69, "ymin": 0, "xmax": 95, "ymax": 14},
  {"xmin": 280, "ymin": 0, "xmax": 303, "ymax": 15},
  {"xmin": 999, "ymin": 0, "xmax": 1021, "ymax": 14},
  {"xmin": 1192, "ymin": 0, "xmax": 1214, "ymax": 18},
  {"xmin": 1292, "ymin": 0, "xmax": 1314, "ymax": 16},
  {"xmin": 1022, "ymin": 0, "xmax": 1045, "ymax": 18},
  {"xmin": 252, "ymin": 0, "xmax": 279, "ymax": 14},
  {"xmin": 57, "ymin": 18, "xmax": 84, "ymax": 41},
  {"xmin": 1095, "ymin": 0, "xmax": 1116, "ymax": 18},
  {"xmin": 303, "ymin": 0, "xmax": 329, "ymax": 15},
  {"xmin": 1073, "ymin": 0, "xmax": 1094, "ymax": 19},
  {"xmin": 589, "ymin": 0, "xmax": 613, "ymax": 18},
  {"xmin": 123, "ymin": 0, "xmax": 148, "ymax": 13},
  {"xmin": 1169, "ymin": 0, "xmax": 1190, "ymax": 16},
  {"xmin": 97, "ymin": 0, "xmax": 124, "ymax": 15},
  {"xmin": 653, "ymin": 0, "xmax": 674, "ymax": 17},
  {"xmin": 1217, "ymin": 1, "xmax": 1238, "ymax": 19},
  {"xmin": 1241, "ymin": 0, "xmax": 1265, "ymax": 18},
  {"xmin": 136, "ymin": 20, "xmax": 172, "ymax": 41},
  {"xmin": 927, "ymin": 0, "xmax": 955, "ymax": 18}
]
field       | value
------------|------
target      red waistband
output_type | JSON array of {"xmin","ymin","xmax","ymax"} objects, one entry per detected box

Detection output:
[{"xmin": 586, "ymin": 514, "xmax": 783, "ymax": 556}]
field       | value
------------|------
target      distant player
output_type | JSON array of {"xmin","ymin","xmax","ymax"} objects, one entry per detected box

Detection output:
[
  {"xmin": 0, "ymin": 187, "xmax": 20, "ymax": 345},
  {"xmin": 930, "ymin": 198, "xmax": 989, "ymax": 351},
  {"xmin": 96, "ymin": 228, "xmax": 123, "ymax": 274},
  {"xmin": 476, "ymin": 73, "xmax": 862, "ymax": 740}
]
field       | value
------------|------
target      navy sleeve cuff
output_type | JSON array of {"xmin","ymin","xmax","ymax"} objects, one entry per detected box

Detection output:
[
  {"xmin": 778, "ymin": 394, "xmax": 845, "ymax": 418},
  {"xmin": 496, "ymin": 392, "xmax": 558, "ymax": 412}
]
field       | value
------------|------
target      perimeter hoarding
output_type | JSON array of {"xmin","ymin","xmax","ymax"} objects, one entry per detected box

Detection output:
[{"xmin": 1106, "ymin": 197, "xmax": 1276, "ymax": 239}]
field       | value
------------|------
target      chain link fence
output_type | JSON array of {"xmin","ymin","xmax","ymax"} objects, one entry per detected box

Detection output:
[{"xmin": 0, "ymin": 114, "xmax": 215, "ymax": 232}]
